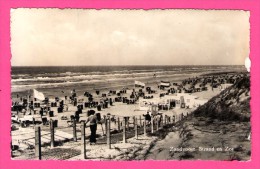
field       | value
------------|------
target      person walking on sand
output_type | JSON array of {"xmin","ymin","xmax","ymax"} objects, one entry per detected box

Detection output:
[{"xmin": 86, "ymin": 110, "xmax": 98, "ymax": 145}]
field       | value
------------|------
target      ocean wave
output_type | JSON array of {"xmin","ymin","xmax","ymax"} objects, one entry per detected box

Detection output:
[
  {"xmin": 12, "ymin": 70, "xmax": 181, "ymax": 83},
  {"xmin": 11, "ymin": 73, "xmax": 189, "ymax": 91},
  {"xmin": 11, "ymin": 65, "xmax": 246, "ymax": 93}
]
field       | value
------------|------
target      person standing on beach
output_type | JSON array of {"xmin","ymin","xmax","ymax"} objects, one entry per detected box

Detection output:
[
  {"xmin": 85, "ymin": 110, "xmax": 98, "ymax": 144},
  {"xmin": 144, "ymin": 111, "xmax": 151, "ymax": 125}
]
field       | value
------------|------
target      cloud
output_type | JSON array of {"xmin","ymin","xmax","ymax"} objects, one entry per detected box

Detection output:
[{"xmin": 11, "ymin": 9, "xmax": 249, "ymax": 66}]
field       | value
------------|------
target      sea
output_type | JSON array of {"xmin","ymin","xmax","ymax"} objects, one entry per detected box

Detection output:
[{"xmin": 11, "ymin": 65, "xmax": 246, "ymax": 98}]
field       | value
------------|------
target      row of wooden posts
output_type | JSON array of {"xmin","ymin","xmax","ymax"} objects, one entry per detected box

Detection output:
[
  {"xmin": 34, "ymin": 113, "xmax": 189, "ymax": 160},
  {"xmin": 34, "ymin": 119, "xmax": 87, "ymax": 160}
]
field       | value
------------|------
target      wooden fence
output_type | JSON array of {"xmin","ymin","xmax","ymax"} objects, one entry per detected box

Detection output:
[{"xmin": 33, "ymin": 112, "xmax": 190, "ymax": 160}]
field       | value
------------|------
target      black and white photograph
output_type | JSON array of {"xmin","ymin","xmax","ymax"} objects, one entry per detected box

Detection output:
[{"xmin": 10, "ymin": 9, "xmax": 251, "ymax": 161}]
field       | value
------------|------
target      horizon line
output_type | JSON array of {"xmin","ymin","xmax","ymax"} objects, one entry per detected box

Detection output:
[{"xmin": 11, "ymin": 64, "xmax": 245, "ymax": 67}]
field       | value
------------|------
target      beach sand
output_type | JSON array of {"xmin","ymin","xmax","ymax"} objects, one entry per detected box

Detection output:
[{"xmin": 11, "ymin": 71, "xmax": 249, "ymax": 160}]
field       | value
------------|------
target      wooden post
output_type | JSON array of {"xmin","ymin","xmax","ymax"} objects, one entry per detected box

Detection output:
[
  {"xmin": 50, "ymin": 119, "xmax": 55, "ymax": 148},
  {"xmin": 139, "ymin": 115, "xmax": 142, "ymax": 127},
  {"xmin": 126, "ymin": 117, "xmax": 129, "ymax": 130},
  {"xmin": 159, "ymin": 116, "xmax": 162, "ymax": 127},
  {"xmin": 164, "ymin": 115, "xmax": 167, "ymax": 125},
  {"xmin": 123, "ymin": 117, "xmax": 126, "ymax": 143},
  {"xmin": 133, "ymin": 116, "xmax": 135, "ymax": 128},
  {"xmin": 132, "ymin": 116, "xmax": 135, "ymax": 129},
  {"xmin": 151, "ymin": 117, "xmax": 154, "ymax": 133},
  {"xmin": 104, "ymin": 116, "xmax": 107, "ymax": 135},
  {"xmin": 156, "ymin": 118, "xmax": 159, "ymax": 131},
  {"xmin": 117, "ymin": 117, "xmax": 120, "ymax": 131},
  {"xmin": 173, "ymin": 115, "xmax": 176, "ymax": 123},
  {"xmin": 11, "ymin": 141, "xmax": 13, "ymax": 157},
  {"xmin": 35, "ymin": 126, "xmax": 41, "ymax": 160},
  {"xmin": 168, "ymin": 116, "xmax": 171, "ymax": 124},
  {"xmin": 134, "ymin": 117, "xmax": 138, "ymax": 139},
  {"xmin": 81, "ymin": 121, "xmax": 86, "ymax": 159},
  {"xmin": 73, "ymin": 118, "xmax": 77, "ymax": 142},
  {"xmin": 107, "ymin": 118, "xmax": 111, "ymax": 149},
  {"xmin": 144, "ymin": 120, "xmax": 147, "ymax": 136}
]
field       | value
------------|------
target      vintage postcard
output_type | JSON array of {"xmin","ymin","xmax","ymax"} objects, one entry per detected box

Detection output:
[{"xmin": 10, "ymin": 9, "xmax": 251, "ymax": 161}]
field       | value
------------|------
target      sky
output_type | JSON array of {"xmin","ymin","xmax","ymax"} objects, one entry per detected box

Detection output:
[{"xmin": 11, "ymin": 9, "xmax": 250, "ymax": 66}]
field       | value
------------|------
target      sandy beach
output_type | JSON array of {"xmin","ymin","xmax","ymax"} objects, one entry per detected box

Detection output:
[{"xmin": 11, "ymin": 68, "xmax": 250, "ymax": 161}]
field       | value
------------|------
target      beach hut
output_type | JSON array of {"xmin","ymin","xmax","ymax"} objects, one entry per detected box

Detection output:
[
  {"xmin": 139, "ymin": 97, "xmax": 169, "ymax": 111},
  {"xmin": 180, "ymin": 96, "xmax": 185, "ymax": 108},
  {"xmin": 11, "ymin": 103, "xmax": 25, "ymax": 111},
  {"xmin": 164, "ymin": 93, "xmax": 200, "ymax": 108},
  {"xmin": 219, "ymin": 83, "xmax": 233, "ymax": 91},
  {"xmin": 151, "ymin": 104, "xmax": 158, "ymax": 116},
  {"xmin": 139, "ymin": 93, "xmax": 208, "ymax": 111},
  {"xmin": 146, "ymin": 87, "xmax": 151, "ymax": 92}
]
